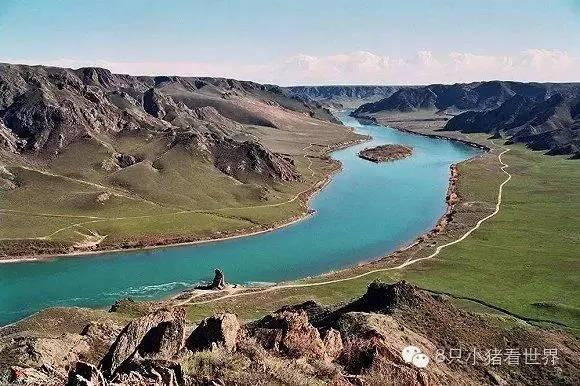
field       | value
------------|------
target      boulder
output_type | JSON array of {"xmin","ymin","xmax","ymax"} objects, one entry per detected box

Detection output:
[
  {"xmin": 336, "ymin": 280, "xmax": 420, "ymax": 315},
  {"xmin": 249, "ymin": 310, "xmax": 326, "ymax": 359},
  {"xmin": 99, "ymin": 308, "xmax": 186, "ymax": 377},
  {"xmin": 185, "ymin": 313, "xmax": 239, "ymax": 353},
  {"xmin": 1, "ymin": 334, "xmax": 90, "ymax": 371},
  {"xmin": 9, "ymin": 366, "xmax": 62, "ymax": 385}
]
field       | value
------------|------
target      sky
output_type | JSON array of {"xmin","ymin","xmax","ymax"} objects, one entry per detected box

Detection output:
[{"xmin": 1, "ymin": 0, "xmax": 579, "ymax": 85}]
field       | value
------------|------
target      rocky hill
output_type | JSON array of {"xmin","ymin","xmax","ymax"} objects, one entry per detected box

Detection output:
[
  {"xmin": 445, "ymin": 94, "xmax": 580, "ymax": 157},
  {"xmin": 1, "ymin": 281, "xmax": 577, "ymax": 385},
  {"xmin": 0, "ymin": 63, "xmax": 339, "ymax": 182},
  {"xmin": 285, "ymin": 85, "xmax": 403, "ymax": 100},
  {"xmin": 352, "ymin": 81, "xmax": 580, "ymax": 115},
  {"xmin": 351, "ymin": 81, "xmax": 580, "ymax": 157},
  {"xmin": 0, "ymin": 63, "xmax": 365, "ymax": 257}
]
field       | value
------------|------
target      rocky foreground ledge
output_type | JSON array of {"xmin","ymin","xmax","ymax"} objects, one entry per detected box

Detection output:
[
  {"xmin": 1, "ymin": 281, "xmax": 578, "ymax": 385},
  {"xmin": 358, "ymin": 144, "xmax": 413, "ymax": 163}
]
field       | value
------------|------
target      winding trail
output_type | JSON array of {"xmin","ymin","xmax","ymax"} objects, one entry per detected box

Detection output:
[{"xmin": 177, "ymin": 146, "xmax": 512, "ymax": 307}]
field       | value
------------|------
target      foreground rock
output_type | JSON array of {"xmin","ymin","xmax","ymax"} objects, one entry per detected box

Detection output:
[
  {"xmin": 2, "ymin": 281, "xmax": 579, "ymax": 385},
  {"xmin": 186, "ymin": 313, "xmax": 239, "ymax": 353},
  {"xmin": 358, "ymin": 144, "xmax": 413, "ymax": 162},
  {"xmin": 99, "ymin": 308, "xmax": 186, "ymax": 377},
  {"xmin": 66, "ymin": 361, "xmax": 106, "ymax": 386}
]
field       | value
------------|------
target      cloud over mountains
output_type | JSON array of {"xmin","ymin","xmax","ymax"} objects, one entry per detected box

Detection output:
[{"xmin": 4, "ymin": 49, "xmax": 579, "ymax": 86}]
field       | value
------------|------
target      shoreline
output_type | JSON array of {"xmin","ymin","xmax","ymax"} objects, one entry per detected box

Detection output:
[
  {"xmin": 0, "ymin": 136, "xmax": 367, "ymax": 263},
  {"xmin": 351, "ymin": 113, "xmax": 491, "ymax": 152}
]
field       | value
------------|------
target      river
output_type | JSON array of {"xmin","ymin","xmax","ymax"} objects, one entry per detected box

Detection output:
[{"xmin": 0, "ymin": 111, "xmax": 480, "ymax": 325}]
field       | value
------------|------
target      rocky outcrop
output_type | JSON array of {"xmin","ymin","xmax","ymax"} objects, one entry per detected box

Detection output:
[
  {"xmin": 211, "ymin": 138, "xmax": 302, "ymax": 182},
  {"xmin": 172, "ymin": 131, "xmax": 302, "ymax": 182},
  {"xmin": 210, "ymin": 269, "xmax": 225, "ymax": 289},
  {"xmin": 101, "ymin": 152, "xmax": 139, "ymax": 171},
  {"xmin": 111, "ymin": 359, "xmax": 185, "ymax": 386},
  {"xmin": 0, "ymin": 163, "xmax": 17, "ymax": 190},
  {"xmin": 143, "ymin": 87, "xmax": 172, "ymax": 119},
  {"xmin": 0, "ymin": 334, "xmax": 90, "ymax": 372},
  {"xmin": 321, "ymin": 328, "xmax": 343, "ymax": 361},
  {"xmin": 10, "ymin": 365, "xmax": 65, "ymax": 385},
  {"xmin": 185, "ymin": 313, "xmax": 240, "ymax": 353},
  {"xmin": 4, "ymin": 281, "xmax": 579, "ymax": 385},
  {"xmin": 335, "ymin": 280, "xmax": 421, "ymax": 317},
  {"xmin": 99, "ymin": 308, "xmax": 186, "ymax": 377},
  {"xmin": 195, "ymin": 269, "xmax": 226, "ymax": 290}
]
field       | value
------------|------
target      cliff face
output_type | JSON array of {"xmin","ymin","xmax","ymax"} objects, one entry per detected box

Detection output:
[
  {"xmin": 0, "ymin": 63, "xmax": 338, "ymax": 182},
  {"xmin": 2, "ymin": 281, "xmax": 578, "ymax": 385}
]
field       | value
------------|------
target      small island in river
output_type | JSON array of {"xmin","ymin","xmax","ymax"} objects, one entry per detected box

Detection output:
[{"xmin": 358, "ymin": 144, "xmax": 413, "ymax": 162}]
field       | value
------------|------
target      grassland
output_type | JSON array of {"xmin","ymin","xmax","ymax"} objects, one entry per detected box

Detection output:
[
  {"xmin": 398, "ymin": 144, "xmax": 579, "ymax": 328},
  {"xmin": 178, "ymin": 118, "xmax": 579, "ymax": 331},
  {"xmin": 0, "ymin": 113, "xmax": 361, "ymax": 257}
]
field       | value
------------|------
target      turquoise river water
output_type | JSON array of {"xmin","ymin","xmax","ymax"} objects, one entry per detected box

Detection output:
[{"xmin": 0, "ymin": 112, "xmax": 479, "ymax": 326}]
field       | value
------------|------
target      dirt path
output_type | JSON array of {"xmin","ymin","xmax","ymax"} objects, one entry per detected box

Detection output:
[{"xmin": 177, "ymin": 146, "xmax": 512, "ymax": 307}]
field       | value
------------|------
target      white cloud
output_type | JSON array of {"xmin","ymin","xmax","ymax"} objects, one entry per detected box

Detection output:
[{"xmin": 3, "ymin": 49, "xmax": 579, "ymax": 85}]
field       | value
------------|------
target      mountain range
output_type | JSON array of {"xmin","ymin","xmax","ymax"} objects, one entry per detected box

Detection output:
[
  {"xmin": 445, "ymin": 94, "xmax": 580, "ymax": 156},
  {"xmin": 341, "ymin": 81, "xmax": 580, "ymax": 157},
  {"xmin": 0, "ymin": 63, "xmax": 337, "ymax": 182},
  {"xmin": 285, "ymin": 85, "xmax": 405, "ymax": 105},
  {"xmin": 351, "ymin": 81, "xmax": 580, "ymax": 115}
]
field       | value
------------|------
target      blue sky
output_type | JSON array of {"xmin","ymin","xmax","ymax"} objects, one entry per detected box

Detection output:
[{"xmin": 1, "ymin": 0, "xmax": 579, "ymax": 84}]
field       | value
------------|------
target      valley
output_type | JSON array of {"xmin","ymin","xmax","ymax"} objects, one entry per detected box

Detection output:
[{"xmin": 1, "ymin": 71, "xmax": 578, "ymax": 385}]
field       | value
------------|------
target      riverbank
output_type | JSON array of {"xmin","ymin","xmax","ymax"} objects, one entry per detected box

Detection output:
[{"xmin": 0, "ymin": 136, "xmax": 367, "ymax": 263}]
